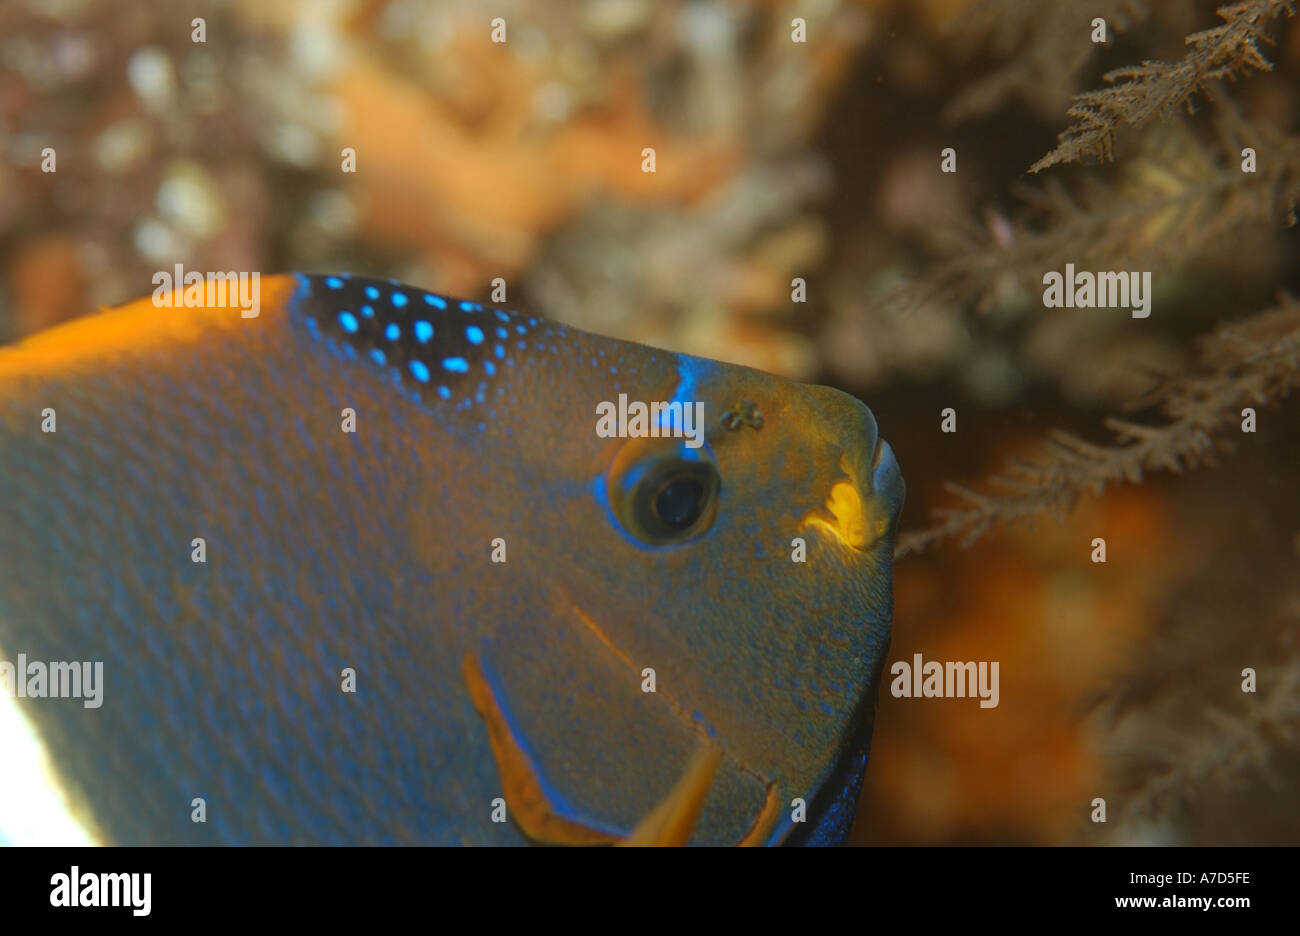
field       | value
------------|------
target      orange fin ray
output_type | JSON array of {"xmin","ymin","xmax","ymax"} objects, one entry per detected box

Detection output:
[
  {"xmin": 464, "ymin": 651, "xmax": 776, "ymax": 846},
  {"xmin": 620, "ymin": 744, "xmax": 723, "ymax": 847}
]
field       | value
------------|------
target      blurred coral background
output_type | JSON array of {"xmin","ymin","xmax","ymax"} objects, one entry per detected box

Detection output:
[{"xmin": 2, "ymin": 0, "xmax": 1297, "ymax": 844}]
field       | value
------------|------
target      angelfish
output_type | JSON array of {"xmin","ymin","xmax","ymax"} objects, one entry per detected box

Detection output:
[{"xmin": 0, "ymin": 273, "xmax": 904, "ymax": 846}]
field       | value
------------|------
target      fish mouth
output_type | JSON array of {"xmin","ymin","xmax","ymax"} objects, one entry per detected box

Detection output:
[
  {"xmin": 871, "ymin": 438, "xmax": 905, "ymax": 526},
  {"xmin": 784, "ymin": 439, "xmax": 900, "ymax": 843},
  {"xmin": 786, "ymin": 415, "xmax": 901, "ymax": 842},
  {"xmin": 800, "ymin": 436, "xmax": 905, "ymax": 554}
]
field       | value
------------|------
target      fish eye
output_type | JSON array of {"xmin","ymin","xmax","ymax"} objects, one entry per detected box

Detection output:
[
  {"xmin": 606, "ymin": 439, "xmax": 720, "ymax": 546},
  {"xmin": 653, "ymin": 476, "xmax": 705, "ymax": 530}
]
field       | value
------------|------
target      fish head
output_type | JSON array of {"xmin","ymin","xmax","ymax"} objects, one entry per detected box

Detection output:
[{"xmin": 483, "ymin": 338, "xmax": 905, "ymax": 844}]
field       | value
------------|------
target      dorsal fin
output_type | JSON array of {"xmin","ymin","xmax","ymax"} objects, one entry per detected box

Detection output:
[{"xmin": 288, "ymin": 273, "xmax": 552, "ymax": 409}]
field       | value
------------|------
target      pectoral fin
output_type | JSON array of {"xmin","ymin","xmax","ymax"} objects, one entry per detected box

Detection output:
[
  {"xmin": 463, "ymin": 650, "xmax": 781, "ymax": 846},
  {"xmin": 462, "ymin": 651, "xmax": 618, "ymax": 845}
]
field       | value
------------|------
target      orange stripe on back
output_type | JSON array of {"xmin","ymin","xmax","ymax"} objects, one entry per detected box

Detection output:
[{"xmin": 0, "ymin": 274, "xmax": 297, "ymax": 379}]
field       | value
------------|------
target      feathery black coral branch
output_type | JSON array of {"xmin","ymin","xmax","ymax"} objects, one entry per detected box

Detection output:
[
  {"xmin": 878, "ymin": 117, "xmax": 1300, "ymax": 317},
  {"xmin": 1118, "ymin": 655, "xmax": 1300, "ymax": 824},
  {"xmin": 895, "ymin": 295, "xmax": 1300, "ymax": 558},
  {"xmin": 944, "ymin": 0, "xmax": 1150, "ymax": 121},
  {"xmin": 1099, "ymin": 592, "xmax": 1300, "ymax": 828},
  {"xmin": 1031, "ymin": 0, "xmax": 1296, "ymax": 173}
]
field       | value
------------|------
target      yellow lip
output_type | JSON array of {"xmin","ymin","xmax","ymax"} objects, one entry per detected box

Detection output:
[
  {"xmin": 803, "ymin": 478, "xmax": 875, "ymax": 551},
  {"xmin": 800, "ymin": 445, "xmax": 899, "ymax": 553}
]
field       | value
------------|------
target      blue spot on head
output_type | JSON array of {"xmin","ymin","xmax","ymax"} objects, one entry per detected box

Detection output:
[
  {"xmin": 338, "ymin": 311, "xmax": 359, "ymax": 333},
  {"xmin": 465, "ymin": 325, "xmax": 485, "ymax": 345},
  {"xmin": 443, "ymin": 357, "xmax": 469, "ymax": 373},
  {"xmin": 438, "ymin": 386, "xmax": 451, "ymax": 400},
  {"xmin": 414, "ymin": 321, "xmax": 434, "ymax": 343},
  {"xmin": 410, "ymin": 360, "xmax": 431, "ymax": 382},
  {"xmin": 495, "ymin": 326, "xmax": 509, "ymax": 340},
  {"xmin": 325, "ymin": 276, "xmax": 343, "ymax": 289},
  {"xmin": 515, "ymin": 324, "xmax": 527, "ymax": 334},
  {"xmin": 365, "ymin": 286, "xmax": 380, "ymax": 300},
  {"xmin": 494, "ymin": 310, "xmax": 510, "ymax": 323},
  {"xmin": 424, "ymin": 293, "xmax": 447, "ymax": 309},
  {"xmin": 495, "ymin": 344, "xmax": 506, "ymax": 359},
  {"xmin": 391, "ymin": 291, "xmax": 408, "ymax": 308},
  {"xmin": 609, "ymin": 365, "xmax": 618, "ymax": 375},
  {"xmin": 361, "ymin": 304, "xmax": 375, "ymax": 318},
  {"xmin": 484, "ymin": 360, "xmax": 496, "ymax": 376},
  {"xmin": 369, "ymin": 348, "xmax": 387, "ymax": 366},
  {"xmin": 459, "ymin": 301, "xmax": 480, "ymax": 312},
  {"xmin": 385, "ymin": 323, "xmax": 400, "ymax": 341}
]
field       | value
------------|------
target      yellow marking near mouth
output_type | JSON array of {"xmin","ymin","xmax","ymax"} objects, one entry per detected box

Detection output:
[{"xmin": 804, "ymin": 479, "xmax": 876, "ymax": 551}]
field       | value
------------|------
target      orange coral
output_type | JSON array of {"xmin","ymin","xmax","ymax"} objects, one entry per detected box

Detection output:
[
  {"xmin": 331, "ymin": 53, "xmax": 738, "ymax": 293},
  {"xmin": 7, "ymin": 235, "xmax": 85, "ymax": 338},
  {"xmin": 857, "ymin": 475, "xmax": 1186, "ymax": 843}
]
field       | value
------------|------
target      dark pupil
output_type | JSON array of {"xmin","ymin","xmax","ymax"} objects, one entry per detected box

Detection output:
[{"xmin": 654, "ymin": 478, "xmax": 704, "ymax": 530}]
